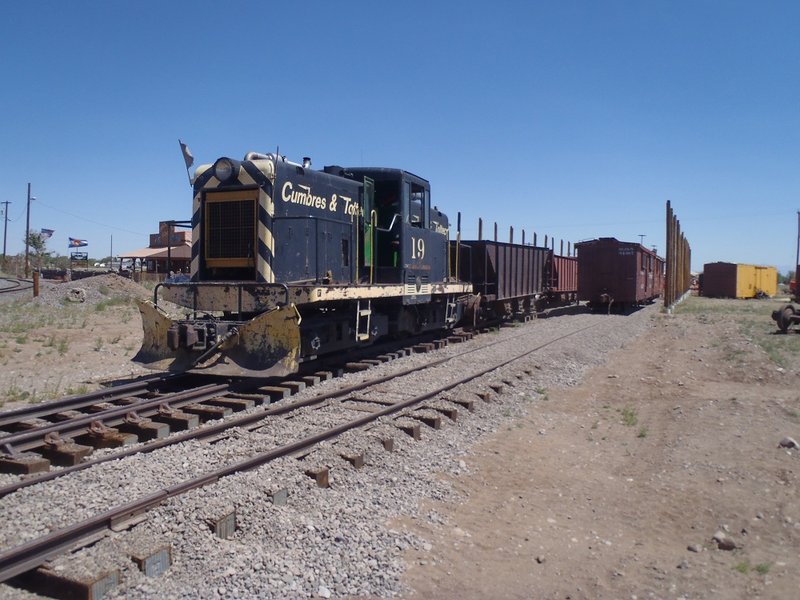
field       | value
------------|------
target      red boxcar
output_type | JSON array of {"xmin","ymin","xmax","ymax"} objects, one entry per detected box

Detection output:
[{"xmin": 575, "ymin": 238, "xmax": 664, "ymax": 310}]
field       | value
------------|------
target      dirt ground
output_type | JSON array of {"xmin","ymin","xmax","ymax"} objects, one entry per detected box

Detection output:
[
  {"xmin": 1, "ymin": 278, "xmax": 798, "ymax": 599},
  {"xmin": 0, "ymin": 274, "xmax": 153, "ymax": 405},
  {"xmin": 400, "ymin": 296, "xmax": 800, "ymax": 599}
]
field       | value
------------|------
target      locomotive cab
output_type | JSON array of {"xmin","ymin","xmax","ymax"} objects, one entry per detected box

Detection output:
[{"xmin": 346, "ymin": 168, "xmax": 449, "ymax": 305}]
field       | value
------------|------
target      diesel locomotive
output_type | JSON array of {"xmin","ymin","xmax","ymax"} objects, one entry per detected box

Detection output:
[{"xmin": 134, "ymin": 152, "xmax": 471, "ymax": 377}]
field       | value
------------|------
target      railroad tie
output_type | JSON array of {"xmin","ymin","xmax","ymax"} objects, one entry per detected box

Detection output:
[
  {"xmin": 0, "ymin": 452, "xmax": 51, "ymax": 474},
  {"xmin": 11, "ymin": 566, "xmax": 120, "ymax": 600}
]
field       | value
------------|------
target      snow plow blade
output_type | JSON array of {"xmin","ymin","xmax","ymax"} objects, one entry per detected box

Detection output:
[{"xmin": 133, "ymin": 300, "xmax": 302, "ymax": 377}]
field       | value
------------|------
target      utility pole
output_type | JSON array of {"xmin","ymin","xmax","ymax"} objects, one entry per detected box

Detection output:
[
  {"xmin": 796, "ymin": 211, "xmax": 799, "ymax": 271},
  {"xmin": 1, "ymin": 200, "xmax": 10, "ymax": 269},
  {"xmin": 25, "ymin": 183, "xmax": 31, "ymax": 278}
]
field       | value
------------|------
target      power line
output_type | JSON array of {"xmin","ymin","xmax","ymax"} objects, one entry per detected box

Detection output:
[{"xmin": 35, "ymin": 200, "xmax": 148, "ymax": 236}]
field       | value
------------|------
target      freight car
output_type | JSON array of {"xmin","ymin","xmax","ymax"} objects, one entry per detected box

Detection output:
[
  {"xmin": 135, "ymin": 152, "xmax": 471, "ymax": 377},
  {"xmin": 453, "ymin": 239, "xmax": 550, "ymax": 320},
  {"xmin": 575, "ymin": 237, "xmax": 664, "ymax": 311},
  {"xmin": 545, "ymin": 253, "xmax": 578, "ymax": 305}
]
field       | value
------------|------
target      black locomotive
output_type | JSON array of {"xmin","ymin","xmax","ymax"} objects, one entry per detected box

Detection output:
[{"xmin": 135, "ymin": 152, "xmax": 470, "ymax": 377}]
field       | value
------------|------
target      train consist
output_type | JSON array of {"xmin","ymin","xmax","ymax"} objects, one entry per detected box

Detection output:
[{"xmin": 134, "ymin": 150, "xmax": 660, "ymax": 377}]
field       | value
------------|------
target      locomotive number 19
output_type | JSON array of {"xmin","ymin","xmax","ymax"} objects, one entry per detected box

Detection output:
[{"xmin": 410, "ymin": 236, "xmax": 426, "ymax": 260}]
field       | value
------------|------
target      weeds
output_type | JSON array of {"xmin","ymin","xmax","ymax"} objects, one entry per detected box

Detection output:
[
  {"xmin": 4, "ymin": 380, "xmax": 31, "ymax": 403},
  {"xmin": 733, "ymin": 561, "xmax": 750, "ymax": 574},
  {"xmin": 679, "ymin": 296, "xmax": 800, "ymax": 369},
  {"xmin": 621, "ymin": 407, "xmax": 638, "ymax": 427},
  {"xmin": 755, "ymin": 563, "xmax": 771, "ymax": 575},
  {"xmin": 637, "ymin": 427, "xmax": 648, "ymax": 438},
  {"xmin": 95, "ymin": 297, "xmax": 131, "ymax": 312},
  {"xmin": 65, "ymin": 384, "xmax": 89, "ymax": 396},
  {"xmin": 733, "ymin": 561, "xmax": 771, "ymax": 575}
]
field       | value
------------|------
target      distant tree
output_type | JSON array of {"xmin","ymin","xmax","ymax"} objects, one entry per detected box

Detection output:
[
  {"xmin": 25, "ymin": 231, "xmax": 52, "ymax": 271},
  {"xmin": 51, "ymin": 255, "xmax": 71, "ymax": 269}
]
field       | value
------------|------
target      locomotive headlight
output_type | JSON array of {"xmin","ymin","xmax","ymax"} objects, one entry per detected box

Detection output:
[{"xmin": 213, "ymin": 158, "xmax": 238, "ymax": 182}]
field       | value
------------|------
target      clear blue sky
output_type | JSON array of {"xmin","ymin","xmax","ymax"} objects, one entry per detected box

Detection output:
[{"xmin": 1, "ymin": 1, "xmax": 798, "ymax": 272}]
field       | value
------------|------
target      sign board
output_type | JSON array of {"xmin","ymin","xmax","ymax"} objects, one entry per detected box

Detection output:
[{"xmin": 70, "ymin": 251, "xmax": 89, "ymax": 268}]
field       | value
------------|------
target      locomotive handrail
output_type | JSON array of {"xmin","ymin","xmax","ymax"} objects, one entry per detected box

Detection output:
[
  {"xmin": 455, "ymin": 230, "xmax": 461, "ymax": 282},
  {"xmin": 373, "ymin": 213, "xmax": 400, "ymax": 233},
  {"xmin": 369, "ymin": 212, "xmax": 402, "ymax": 285},
  {"xmin": 370, "ymin": 210, "xmax": 378, "ymax": 284}
]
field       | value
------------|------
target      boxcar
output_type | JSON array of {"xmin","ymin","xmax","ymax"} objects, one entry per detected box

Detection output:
[
  {"xmin": 454, "ymin": 240, "xmax": 550, "ymax": 318},
  {"xmin": 575, "ymin": 238, "xmax": 664, "ymax": 310}
]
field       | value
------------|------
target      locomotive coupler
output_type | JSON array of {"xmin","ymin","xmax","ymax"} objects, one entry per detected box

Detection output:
[{"xmin": 167, "ymin": 323, "xmax": 211, "ymax": 351}]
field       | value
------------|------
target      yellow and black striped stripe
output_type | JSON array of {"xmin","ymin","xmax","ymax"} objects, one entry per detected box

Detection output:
[{"xmin": 191, "ymin": 158, "xmax": 276, "ymax": 283}]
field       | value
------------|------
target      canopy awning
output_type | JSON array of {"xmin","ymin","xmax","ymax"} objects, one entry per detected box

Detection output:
[{"xmin": 120, "ymin": 242, "xmax": 191, "ymax": 260}]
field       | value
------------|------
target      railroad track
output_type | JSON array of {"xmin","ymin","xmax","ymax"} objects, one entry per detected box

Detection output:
[
  {"xmin": 0, "ymin": 329, "xmax": 480, "ymax": 495},
  {"xmin": 0, "ymin": 312, "xmax": 551, "ymax": 495},
  {"xmin": 0, "ymin": 317, "xmax": 605, "ymax": 586},
  {"xmin": 0, "ymin": 277, "xmax": 33, "ymax": 295},
  {"xmin": 0, "ymin": 327, "xmax": 461, "ymax": 478}
]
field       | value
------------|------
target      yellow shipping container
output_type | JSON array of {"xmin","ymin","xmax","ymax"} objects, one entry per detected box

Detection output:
[{"xmin": 735, "ymin": 264, "xmax": 777, "ymax": 298}]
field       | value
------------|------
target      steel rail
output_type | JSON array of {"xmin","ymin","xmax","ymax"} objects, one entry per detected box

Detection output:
[
  {"xmin": 0, "ymin": 322, "xmax": 596, "ymax": 497},
  {"xmin": 0, "ymin": 383, "xmax": 230, "ymax": 455},
  {"xmin": 0, "ymin": 357, "xmax": 454, "ymax": 498},
  {"xmin": 0, "ymin": 278, "xmax": 32, "ymax": 294},
  {"xmin": 0, "ymin": 374, "xmax": 175, "ymax": 428},
  {"xmin": 0, "ymin": 321, "xmax": 601, "ymax": 582}
]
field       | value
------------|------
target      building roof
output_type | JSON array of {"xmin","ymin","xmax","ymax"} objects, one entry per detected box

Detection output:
[{"xmin": 121, "ymin": 241, "xmax": 191, "ymax": 260}]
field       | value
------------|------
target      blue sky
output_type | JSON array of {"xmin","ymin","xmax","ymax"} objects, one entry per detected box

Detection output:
[{"xmin": 1, "ymin": 1, "xmax": 798, "ymax": 272}]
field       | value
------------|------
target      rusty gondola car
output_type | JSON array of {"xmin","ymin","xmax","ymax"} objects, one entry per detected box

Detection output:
[
  {"xmin": 545, "ymin": 253, "xmax": 578, "ymax": 305},
  {"xmin": 575, "ymin": 238, "xmax": 665, "ymax": 311},
  {"xmin": 453, "ymin": 239, "xmax": 550, "ymax": 319}
]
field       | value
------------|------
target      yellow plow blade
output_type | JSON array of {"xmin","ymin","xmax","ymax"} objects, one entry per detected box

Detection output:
[{"xmin": 133, "ymin": 301, "xmax": 302, "ymax": 377}]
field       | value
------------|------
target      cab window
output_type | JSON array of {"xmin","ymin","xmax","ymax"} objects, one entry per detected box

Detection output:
[{"xmin": 408, "ymin": 182, "xmax": 428, "ymax": 228}]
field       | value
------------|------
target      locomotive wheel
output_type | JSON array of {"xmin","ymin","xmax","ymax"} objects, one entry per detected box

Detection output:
[{"xmin": 774, "ymin": 303, "xmax": 796, "ymax": 333}]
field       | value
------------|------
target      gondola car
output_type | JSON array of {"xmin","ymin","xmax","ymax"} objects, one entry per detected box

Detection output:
[
  {"xmin": 453, "ymin": 239, "xmax": 550, "ymax": 319},
  {"xmin": 544, "ymin": 253, "xmax": 578, "ymax": 306},
  {"xmin": 134, "ymin": 152, "xmax": 470, "ymax": 377},
  {"xmin": 575, "ymin": 237, "xmax": 664, "ymax": 311}
]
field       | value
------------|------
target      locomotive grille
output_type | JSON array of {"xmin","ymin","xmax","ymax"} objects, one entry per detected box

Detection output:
[{"xmin": 204, "ymin": 190, "xmax": 257, "ymax": 267}]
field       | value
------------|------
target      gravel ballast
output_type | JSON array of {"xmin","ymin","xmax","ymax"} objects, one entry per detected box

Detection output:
[{"xmin": 1, "ymin": 305, "xmax": 657, "ymax": 599}]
